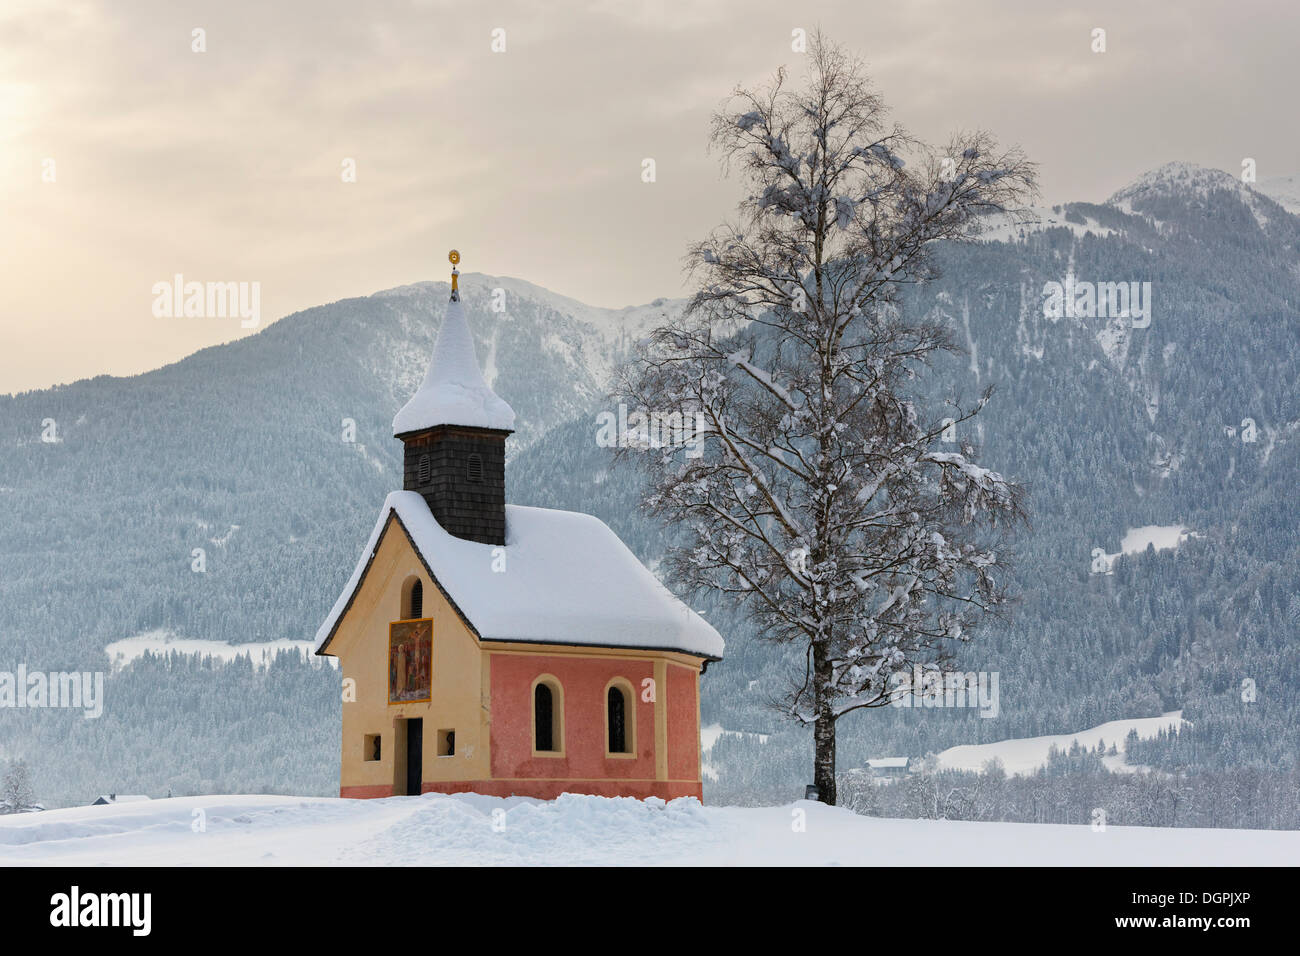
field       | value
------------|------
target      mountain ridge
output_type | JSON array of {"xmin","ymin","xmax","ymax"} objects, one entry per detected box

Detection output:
[{"xmin": 3, "ymin": 161, "xmax": 1300, "ymax": 806}]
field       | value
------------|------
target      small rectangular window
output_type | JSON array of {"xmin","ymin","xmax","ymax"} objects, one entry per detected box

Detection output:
[
  {"xmin": 364, "ymin": 734, "xmax": 382, "ymax": 761},
  {"xmin": 467, "ymin": 454, "xmax": 484, "ymax": 483},
  {"xmin": 437, "ymin": 728, "xmax": 456, "ymax": 756}
]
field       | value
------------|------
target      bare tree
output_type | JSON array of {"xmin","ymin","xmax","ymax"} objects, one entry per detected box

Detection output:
[
  {"xmin": 617, "ymin": 34, "xmax": 1034, "ymax": 804},
  {"xmin": 2, "ymin": 760, "xmax": 35, "ymax": 812}
]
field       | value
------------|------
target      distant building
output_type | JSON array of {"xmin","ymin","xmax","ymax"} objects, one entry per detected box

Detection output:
[
  {"xmin": 865, "ymin": 757, "xmax": 910, "ymax": 778},
  {"xmin": 91, "ymin": 794, "xmax": 151, "ymax": 806}
]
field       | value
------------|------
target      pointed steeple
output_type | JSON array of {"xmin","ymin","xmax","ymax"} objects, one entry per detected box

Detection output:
[
  {"xmin": 393, "ymin": 250, "xmax": 511, "ymax": 546},
  {"xmin": 393, "ymin": 251, "xmax": 514, "ymax": 437}
]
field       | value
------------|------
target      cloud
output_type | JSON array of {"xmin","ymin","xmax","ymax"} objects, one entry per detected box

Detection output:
[{"xmin": 1, "ymin": 0, "xmax": 1296, "ymax": 392}]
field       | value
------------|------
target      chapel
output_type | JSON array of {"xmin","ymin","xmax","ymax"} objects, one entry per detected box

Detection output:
[{"xmin": 314, "ymin": 251, "xmax": 724, "ymax": 800}]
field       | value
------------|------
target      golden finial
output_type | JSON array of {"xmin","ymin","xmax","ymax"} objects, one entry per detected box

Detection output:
[
  {"xmin": 449, "ymin": 251, "xmax": 465, "ymax": 299},
  {"xmin": 448, "ymin": 249, "xmax": 461, "ymax": 299}
]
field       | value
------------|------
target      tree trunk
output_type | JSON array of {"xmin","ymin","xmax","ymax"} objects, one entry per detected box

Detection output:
[
  {"xmin": 814, "ymin": 713, "xmax": 837, "ymax": 805},
  {"xmin": 812, "ymin": 640, "xmax": 837, "ymax": 804}
]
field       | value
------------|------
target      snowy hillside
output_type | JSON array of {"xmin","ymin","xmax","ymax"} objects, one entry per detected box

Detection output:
[
  {"xmin": 976, "ymin": 205, "xmax": 1120, "ymax": 243},
  {"xmin": 1256, "ymin": 173, "xmax": 1300, "ymax": 214},
  {"xmin": 933, "ymin": 712, "xmax": 1185, "ymax": 775},
  {"xmin": 104, "ymin": 630, "xmax": 322, "ymax": 670},
  {"xmin": 0, "ymin": 792, "xmax": 1294, "ymax": 866}
]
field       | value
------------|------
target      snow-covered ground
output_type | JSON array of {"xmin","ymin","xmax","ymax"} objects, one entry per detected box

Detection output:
[
  {"xmin": 1091, "ymin": 524, "xmax": 1199, "ymax": 574},
  {"xmin": 1120, "ymin": 525, "xmax": 1199, "ymax": 555},
  {"xmin": 104, "ymin": 630, "xmax": 321, "ymax": 670},
  {"xmin": 0, "ymin": 792, "xmax": 1293, "ymax": 866},
  {"xmin": 934, "ymin": 711, "xmax": 1185, "ymax": 775},
  {"xmin": 977, "ymin": 206, "xmax": 1119, "ymax": 243}
]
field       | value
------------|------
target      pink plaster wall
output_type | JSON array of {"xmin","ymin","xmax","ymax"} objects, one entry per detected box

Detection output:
[
  {"xmin": 667, "ymin": 663, "xmax": 700, "ymax": 782},
  {"xmin": 489, "ymin": 653, "xmax": 658, "ymax": 781}
]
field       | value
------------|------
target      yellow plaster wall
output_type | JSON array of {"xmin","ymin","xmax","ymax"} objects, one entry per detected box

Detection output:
[{"xmin": 324, "ymin": 518, "xmax": 491, "ymax": 791}]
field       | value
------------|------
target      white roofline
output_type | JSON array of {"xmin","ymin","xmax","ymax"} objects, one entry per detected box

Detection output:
[{"xmin": 315, "ymin": 492, "xmax": 724, "ymax": 660}]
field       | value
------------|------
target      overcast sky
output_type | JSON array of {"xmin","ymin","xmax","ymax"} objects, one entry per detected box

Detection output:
[{"xmin": 2, "ymin": 0, "xmax": 1296, "ymax": 393}]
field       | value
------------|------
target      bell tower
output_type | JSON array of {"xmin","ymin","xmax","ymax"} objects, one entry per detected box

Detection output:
[{"xmin": 392, "ymin": 250, "xmax": 513, "ymax": 545}]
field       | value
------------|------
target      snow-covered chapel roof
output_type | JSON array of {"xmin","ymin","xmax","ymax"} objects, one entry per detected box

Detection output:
[
  {"xmin": 314, "ymin": 491, "xmax": 725, "ymax": 660},
  {"xmin": 392, "ymin": 292, "xmax": 516, "ymax": 435}
]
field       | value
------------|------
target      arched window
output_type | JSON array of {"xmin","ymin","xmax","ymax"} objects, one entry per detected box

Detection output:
[
  {"xmin": 417, "ymin": 454, "xmax": 431, "ymax": 484},
  {"xmin": 534, "ymin": 684, "xmax": 553, "ymax": 751},
  {"xmin": 410, "ymin": 580, "xmax": 423, "ymax": 619},
  {"xmin": 605, "ymin": 680, "xmax": 635, "ymax": 755},
  {"xmin": 607, "ymin": 687, "xmax": 627, "ymax": 753},
  {"xmin": 466, "ymin": 453, "xmax": 484, "ymax": 483},
  {"xmin": 401, "ymin": 576, "xmax": 424, "ymax": 619},
  {"xmin": 532, "ymin": 677, "xmax": 563, "ymax": 754}
]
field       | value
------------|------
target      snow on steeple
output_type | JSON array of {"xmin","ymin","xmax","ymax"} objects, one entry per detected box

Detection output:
[{"xmin": 392, "ymin": 250, "xmax": 516, "ymax": 436}]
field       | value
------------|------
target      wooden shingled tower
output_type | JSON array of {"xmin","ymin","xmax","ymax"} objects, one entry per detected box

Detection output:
[{"xmin": 391, "ymin": 250, "xmax": 514, "ymax": 546}]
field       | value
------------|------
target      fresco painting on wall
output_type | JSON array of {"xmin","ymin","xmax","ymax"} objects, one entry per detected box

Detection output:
[{"xmin": 389, "ymin": 619, "xmax": 432, "ymax": 704}]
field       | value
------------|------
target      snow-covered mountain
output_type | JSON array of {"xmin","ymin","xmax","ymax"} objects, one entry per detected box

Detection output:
[
  {"xmin": 1256, "ymin": 172, "xmax": 1300, "ymax": 214},
  {"xmin": 3, "ymin": 162, "xmax": 1300, "ymax": 808},
  {"xmin": 1106, "ymin": 160, "xmax": 1295, "ymax": 233},
  {"xmin": 0, "ymin": 271, "xmax": 686, "ymax": 662},
  {"xmin": 1108, "ymin": 160, "xmax": 1250, "ymax": 206},
  {"xmin": 979, "ymin": 161, "xmax": 1300, "ymax": 243}
]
